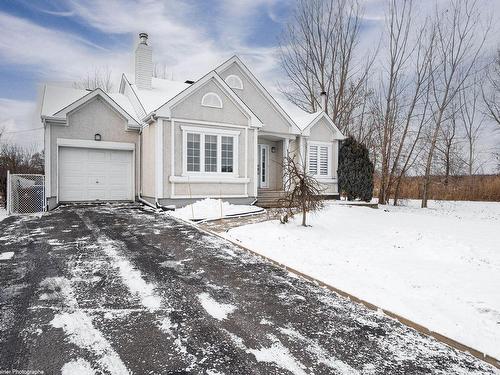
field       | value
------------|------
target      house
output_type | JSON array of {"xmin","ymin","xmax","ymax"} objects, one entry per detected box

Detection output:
[{"xmin": 40, "ymin": 33, "xmax": 345, "ymax": 210}]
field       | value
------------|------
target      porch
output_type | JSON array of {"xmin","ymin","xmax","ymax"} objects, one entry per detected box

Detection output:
[{"xmin": 256, "ymin": 133, "xmax": 293, "ymax": 207}]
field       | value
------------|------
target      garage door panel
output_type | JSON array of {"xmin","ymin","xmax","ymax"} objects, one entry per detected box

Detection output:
[
  {"xmin": 88, "ymin": 150, "xmax": 107, "ymax": 161},
  {"xmin": 59, "ymin": 147, "xmax": 133, "ymax": 202}
]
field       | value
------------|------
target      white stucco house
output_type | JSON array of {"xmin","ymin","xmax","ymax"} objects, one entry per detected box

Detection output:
[{"xmin": 40, "ymin": 33, "xmax": 345, "ymax": 210}]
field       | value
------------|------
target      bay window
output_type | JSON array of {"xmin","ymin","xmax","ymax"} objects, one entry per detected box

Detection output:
[{"xmin": 308, "ymin": 142, "xmax": 332, "ymax": 178}]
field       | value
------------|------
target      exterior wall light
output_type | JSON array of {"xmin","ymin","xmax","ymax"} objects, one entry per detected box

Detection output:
[
  {"xmin": 271, "ymin": 146, "xmax": 276, "ymax": 153},
  {"xmin": 94, "ymin": 133, "xmax": 102, "ymax": 141}
]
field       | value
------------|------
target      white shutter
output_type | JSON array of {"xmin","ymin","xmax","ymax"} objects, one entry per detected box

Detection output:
[
  {"xmin": 309, "ymin": 145, "xmax": 318, "ymax": 175},
  {"xmin": 319, "ymin": 146, "xmax": 329, "ymax": 176}
]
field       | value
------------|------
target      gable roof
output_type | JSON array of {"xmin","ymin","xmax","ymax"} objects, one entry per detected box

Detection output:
[
  {"xmin": 41, "ymin": 85, "xmax": 140, "ymax": 127},
  {"xmin": 154, "ymin": 70, "xmax": 263, "ymax": 127},
  {"xmin": 299, "ymin": 111, "xmax": 345, "ymax": 139},
  {"xmin": 215, "ymin": 56, "xmax": 301, "ymax": 134}
]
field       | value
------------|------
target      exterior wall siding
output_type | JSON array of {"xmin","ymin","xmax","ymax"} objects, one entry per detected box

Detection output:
[
  {"xmin": 171, "ymin": 79, "xmax": 249, "ymax": 125},
  {"xmin": 219, "ymin": 63, "xmax": 292, "ymax": 135},
  {"xmin": 141, "ymin": 122, "xmax": 156, "ymax": 197}
]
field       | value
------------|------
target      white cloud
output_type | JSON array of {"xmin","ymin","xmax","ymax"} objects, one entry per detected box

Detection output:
[{"xmin": 0, "ymin": 98, "xmax": 41, "ymax": 148}]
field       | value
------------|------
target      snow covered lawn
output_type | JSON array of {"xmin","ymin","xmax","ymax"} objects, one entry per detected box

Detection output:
[
  {"xmin": 170, "ymin": 198, "xmax": 264, "ymax": 221},
  {"xmin": 227, "ymin": 199, "xmax": 500, "ymax": 360}
]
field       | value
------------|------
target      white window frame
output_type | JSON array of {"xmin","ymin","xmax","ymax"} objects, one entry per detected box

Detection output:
[
  {"xmin": 225, "ymin": 74, "xmax": 243, "ymax": 90},
  {"xmin": 201, "ymin": 92, "xmax": 223, "ymax": 108},
  {"xmin": 181, "ymin": 126, "xmax": 239, "ymax": 177},
  {"xmin": 307, "ymin": 141, "xmax": 332, "ymax": 179}
]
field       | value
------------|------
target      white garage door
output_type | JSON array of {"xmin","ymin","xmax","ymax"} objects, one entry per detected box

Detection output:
[{"xmin": 59, "ymin": 147, "xmax": 133, "ymax": 202}]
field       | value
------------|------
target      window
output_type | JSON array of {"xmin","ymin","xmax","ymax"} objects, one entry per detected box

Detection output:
[
  {"xmin": 308, "ymin": 143, "xmax": 331, "ymax": 178},
  {"xmin": 221, "ymin": 136, "xmax": 234, "ymax": 173},
  {"xmin": 187, "ymin": 133, "xmax": 201, "ymax": 172},
  {"xmin": 205, "ymin": 135, "xmax": 217, "ymax": 172},
  {"xmin": 201, "ymin": 92, "xmax": 223, "ymax": 108},
  {"xmin": 182, "ymin": 126, "xmax": 239, "ymax": 175},
  {"xmin": 225, "ymin": 74, "xmax": 243, "ymax": 90}
]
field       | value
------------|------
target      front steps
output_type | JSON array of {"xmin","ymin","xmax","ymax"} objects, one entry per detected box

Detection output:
[{"xmin": 256, "ymin": 190, "xmax": 286, "ymax": 208}]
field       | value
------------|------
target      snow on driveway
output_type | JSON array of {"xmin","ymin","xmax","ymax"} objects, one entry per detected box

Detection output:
[{"xmin": 227, "ymin": 199, "xmax": 500, "ymax": 360}]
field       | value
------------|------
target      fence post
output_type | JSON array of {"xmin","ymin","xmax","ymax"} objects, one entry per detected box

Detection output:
[{"xmin": 6, "ymin": 170, "xmax": 10, "ymax": 214}]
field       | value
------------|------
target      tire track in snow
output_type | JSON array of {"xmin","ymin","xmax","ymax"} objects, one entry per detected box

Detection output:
[{"xmin": 77, "ymin": 211, "xmax": 196, "ymax": 366}]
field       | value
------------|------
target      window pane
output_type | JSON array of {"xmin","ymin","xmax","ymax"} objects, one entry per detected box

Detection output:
[
  {"xmin": 187, "ymin": 133, "xmax": 200, "ymax": 172},
  {"xmin": 221, "ymin": 136, "xmax": 234, "ymax": 173},
  {"xmin": 320, "ymin": 146, "xmax": 329, "ymax": 175},
  {"xmin": 205, "ymin": 135, "xmax": 217, "ymax": 172},
  {"xmin": 308, "ymin": 145, "xmax": 318, "ymax": 175}
]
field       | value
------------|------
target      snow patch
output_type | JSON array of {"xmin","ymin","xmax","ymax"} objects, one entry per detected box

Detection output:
[
  {"xmin": 51, "ymin": 311, "xmax": 129, "ymax": 375},
  {"xmin": 61, "ymin": 358, "xmax": 96, "ymax": 375},
  {"xmin": 0, "ymin": 208, "xmax": 7, "ymax": 222},
  {"xmin": 0, "ymin": 251, "xmax": 14, "ymax": 260},
  {"xmin": 197, "ymin": 292, "xmax": 236, "ymax": 321},
  {"xmin": 247, "ymin": 334, "xmax": 307, "ymax": 375},
  {"xmin": 279, "ymin": 326, "xmax": 359, "ymax": 374},
  {"xmin": 170, "ymin": 198, "xmax": 263, "ymax": 221},
  {"xmin": 97, "ymin": 236, "xmax": 162, "ymax": 312}
]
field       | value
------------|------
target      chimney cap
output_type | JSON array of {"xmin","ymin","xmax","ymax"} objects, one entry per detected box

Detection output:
[{"xmin": 139, "ymin": 32, "xmax": 149, "ymax": 44}]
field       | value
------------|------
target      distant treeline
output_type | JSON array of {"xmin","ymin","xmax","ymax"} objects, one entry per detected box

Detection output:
[{"xmin": 374, "ymin": 175, "xmax": 500, "ymax": 202}]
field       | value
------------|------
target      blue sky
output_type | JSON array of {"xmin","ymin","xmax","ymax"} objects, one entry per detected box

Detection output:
[
  {"xmin": 0, "ymin": 0, "xmax": 303, "ymax": 148},
  {"xmin": 0, "ymin": 0, "xmax": 498, "ymax": 172}
]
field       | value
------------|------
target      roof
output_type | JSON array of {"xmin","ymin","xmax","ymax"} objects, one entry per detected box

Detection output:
[
  {"xmin": 274, "ymin": 96, "xmax": 320, "ymax": 131},
  {"xmin": 124, "ymin": 74, "xmax": 191, "ymax": 114},
  {"xmin": 40, "ymin": 85, "xmax": 89, "ymax": 118},
  {"xmin": 40, "ymin": 85, "xmax": 140, "ymax": 124}
]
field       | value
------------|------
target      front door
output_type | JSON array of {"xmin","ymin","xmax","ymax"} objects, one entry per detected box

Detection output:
[{"xmin": 258, "ymin": 144, "xmax": 269, "ymax": 188}]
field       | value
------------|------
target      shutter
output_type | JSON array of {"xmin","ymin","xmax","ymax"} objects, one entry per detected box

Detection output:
[
  {"xmin": 319, "ymin": 146, "xmax": 329, "ymax": 176},
  {"xmin": 309, "ymin": 145, "xmax": 318, "ymax": 175}
]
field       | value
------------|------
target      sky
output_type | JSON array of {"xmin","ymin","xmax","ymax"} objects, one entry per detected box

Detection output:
[{"xmin": 0, "ymin": 0, "xmax": 498, "ymax": 171}]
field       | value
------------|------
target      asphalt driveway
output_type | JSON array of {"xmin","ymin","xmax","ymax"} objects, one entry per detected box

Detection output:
[{"xmin": 0, "ymin": 204, "xmax": 497, "ymax": 374}]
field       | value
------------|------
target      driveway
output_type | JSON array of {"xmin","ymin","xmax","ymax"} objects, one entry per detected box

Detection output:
[{"xmin": 0, "ymin": 204, "xmax": 497, "ymax": 375}]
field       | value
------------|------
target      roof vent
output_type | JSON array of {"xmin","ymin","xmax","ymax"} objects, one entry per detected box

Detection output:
[{"xmin": 184, "ymin": 80, "xmax": 195, "ymax": 85}]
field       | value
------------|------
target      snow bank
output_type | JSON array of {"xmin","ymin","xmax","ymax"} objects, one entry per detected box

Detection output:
[
  {"xmin": 228, "ymin": 200, "xmax": 500, "ymax": 359},
  {"xmin": 197, "ymin": 292, "xmax": 236, "ymax": 321},
  {"xmin": 170, "ymin": 198, "xmax": 263, "ymax": 221}
]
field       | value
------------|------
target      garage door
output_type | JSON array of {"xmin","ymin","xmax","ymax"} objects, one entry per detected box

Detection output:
[{"xmin": 59, "ymin": 147, "xmax": 133, "ymax": 202}]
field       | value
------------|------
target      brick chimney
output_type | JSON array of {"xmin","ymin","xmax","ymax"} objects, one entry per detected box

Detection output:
[{"xmin": 135, "ymin": 32, "xmax": 152, "ymax": 90}]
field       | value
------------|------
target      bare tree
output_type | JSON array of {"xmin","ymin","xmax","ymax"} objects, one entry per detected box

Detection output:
[
  {"xmin": 0, "ymin": 143, "xmax": 44, "ymax": 207},
  {"xmin": 421, "ymin": 0, "xmax": 488, "ymax": 208},
  {"xmin": 483, "ymin": 49, "xmax": 500, "ymax": 127},
  {"xmin": 459, "ymin": 73, "xmax": 485, "ymax": 175},
  {"xmin": 279, "ymin": 155, "xmax": 324, "ymax": 227},
  {"xmin": 434, "ymin": 105, "xmax": 462, "ymax": 184},
  {"xmin": 73, "ymin": 66, "xmax": 114, "ymax": 92},
  {"xmin": 278, "ymin": 0, "xmax": 372, "ymax": 134},
  {"xmin": 376, "ymin": 0, "xmax": 435, "ymax": 204}
]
